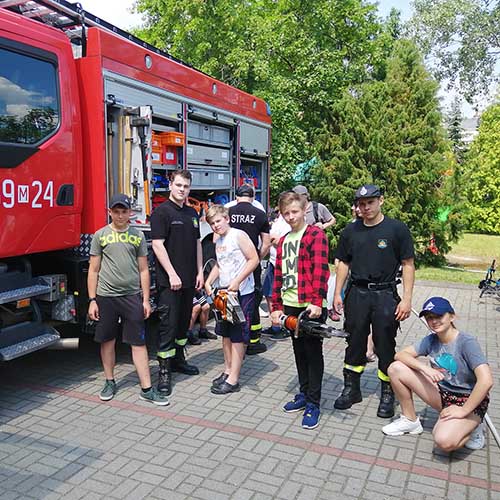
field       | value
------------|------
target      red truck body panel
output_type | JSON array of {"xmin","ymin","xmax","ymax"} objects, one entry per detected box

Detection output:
[
  {"xmin": 0, "ymin": 8, "xmax": 270, "ymax": 256},
  {"xmin": 0, "ymin": 9, "xmax": 83, "ymax": 258}
]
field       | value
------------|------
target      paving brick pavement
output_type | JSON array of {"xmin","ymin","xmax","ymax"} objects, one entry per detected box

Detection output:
[{"xmin": 1, "ymin": 282, "xmax": 499, "ymax": 499}]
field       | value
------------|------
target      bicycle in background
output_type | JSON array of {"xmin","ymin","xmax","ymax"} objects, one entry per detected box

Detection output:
[{"xmin": 479, "ymin": 260, "xmax": 500, "ymax": 298}]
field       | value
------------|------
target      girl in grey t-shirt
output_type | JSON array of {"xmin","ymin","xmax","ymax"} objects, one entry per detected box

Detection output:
[{"xmin": 381, "ymin": 296, "xmax": 493, "ymax": 452}]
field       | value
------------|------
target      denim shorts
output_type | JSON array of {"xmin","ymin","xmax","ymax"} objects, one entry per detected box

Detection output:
[
  {"xmin": 262, "ymin": 263, "xmax": 274, "ymax": 298},
  {"xmin": 215, "ymin": 292, "xmax": 254, "ymax": 344}
]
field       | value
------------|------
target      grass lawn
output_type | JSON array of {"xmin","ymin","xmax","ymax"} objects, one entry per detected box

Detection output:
[
  {"xmin": 416, "ymin": 266, "xmax": 482, "ymax": 285},
  {"xmin": 447, "ymin": 233, "xmax": 500, "ymax": 269},
  {"xmin": 417, "ymin": 233, "xmax": 499, "ymax": 284}
]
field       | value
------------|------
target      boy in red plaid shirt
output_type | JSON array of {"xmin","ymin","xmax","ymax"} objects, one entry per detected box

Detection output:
[{"xmin": 270, "ymin": 191, "xmax": 330, "ymax": 429}]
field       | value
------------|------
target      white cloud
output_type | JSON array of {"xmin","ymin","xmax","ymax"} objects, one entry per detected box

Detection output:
[
  {"xmin": 6, "ymin": 104, "xmax": 31, "ymax": 118},
  {"xmin": 80, "ymin": 0, "xmax": 144, "ymax": 30}
]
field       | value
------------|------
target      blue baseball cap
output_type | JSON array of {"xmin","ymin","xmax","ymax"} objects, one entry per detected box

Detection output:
[{"xmin": 419, "ymin": 297, "xmax": 455, "ymax": 317}]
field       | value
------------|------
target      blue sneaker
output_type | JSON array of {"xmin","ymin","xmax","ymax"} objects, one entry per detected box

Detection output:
[
  {"xmin": 283, "ymin": 393, "xmax": 306, "ymax": 413},
  {"xmin": 302, "ymin": 403, "xmax": 320, "ymax": 429}
]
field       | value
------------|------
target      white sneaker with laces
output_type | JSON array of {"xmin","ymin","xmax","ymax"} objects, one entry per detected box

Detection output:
[
  {"xmin": 464, "ymin": 423, "xmax": 485, "ymax": 450},
  {"xmin": 382, "ymin": 415, "xmax": 423, "ymax": 436},
  {"xmin": 259, "ymin": 306, "xmax": 269, "ymax": 317}
]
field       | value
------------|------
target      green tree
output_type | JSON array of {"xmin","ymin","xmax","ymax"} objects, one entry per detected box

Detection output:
[
  {"xmin": 312, "ymin": 40, "xmax": 461, "ymax": 262},
  {"xmin": 462, "ymin": 102, "xmax": 500, "ymax": 234},
  {"xmin": 407, "ymin": 0, "xmax": 500, "ymax": 102},
  {"xmin": 133, "ymin": 0, "xmax": 393, "ymax": 198},
  {"xmin": 446, "ymin": 97, "xmax": 467, "ymax": 163}
]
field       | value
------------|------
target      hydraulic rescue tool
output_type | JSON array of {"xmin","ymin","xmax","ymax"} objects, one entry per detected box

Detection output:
[
  {"xmin": 278, "ymin": 311, "xmax": 349, "ymax": 340},
  {"xmin": 211, "ymin": 289, "xmax": 246, "ymax": 324}
]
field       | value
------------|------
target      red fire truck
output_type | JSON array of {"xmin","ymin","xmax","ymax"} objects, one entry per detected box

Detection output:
[{"xmin": 0, "ymin": 0, "xmax": 271, "ymax": 361}]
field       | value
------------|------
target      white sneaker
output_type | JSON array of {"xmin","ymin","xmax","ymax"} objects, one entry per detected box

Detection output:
[
  {"xmin": 465, "ymin": 423, "xmax": 485, "ymax": 450},
  {"xmin": 259, "ymin": 306, "xmax": 269, "ymax": 317},
  {"xmin": 382, "ymin": 415, "xmax": 423, "ymax": 436}
]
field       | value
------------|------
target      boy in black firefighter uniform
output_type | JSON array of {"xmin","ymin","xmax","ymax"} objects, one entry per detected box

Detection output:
[
  {"xmin": 333, "ymin": 184, "xmax": 415, "ymax": 418},
  {"xmin": 151, "ymin": 170, "xmax": 204, "ymax": 396},
  {"xmin": 228, "ymin": 184, "xmax": 271, "ymax": 355}
]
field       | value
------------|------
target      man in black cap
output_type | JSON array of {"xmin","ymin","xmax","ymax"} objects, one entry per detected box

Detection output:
[
  {"xmin": 228, "ymin": 184, "xmax": 271, "ymax": 354},
  {"xmin": 88, "ymin": 194, "xmax": 168, "ymax": 406},
  {"xmin": 333, "ymin": 184, "xmax": 415, "ymax": 418}
]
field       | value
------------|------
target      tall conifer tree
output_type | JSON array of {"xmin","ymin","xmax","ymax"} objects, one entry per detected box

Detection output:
[{"xmin": 313, "ymin": 40, "xmax": 460, "ymax": 262}]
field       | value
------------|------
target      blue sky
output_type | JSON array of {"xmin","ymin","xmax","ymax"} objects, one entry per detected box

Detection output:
[
  {"xmin": 82, "ymin": 0, "xmax": 415, "ymax": 30},
  {"xmin": 81, "ymin": 0, "xmax": 480, "ymax": 116}
]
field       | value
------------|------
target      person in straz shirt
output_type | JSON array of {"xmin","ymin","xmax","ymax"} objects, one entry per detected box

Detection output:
[
  {"xmin": 88, "ymin": 194, "xmax": 168, "ymax": 406},
  {"xmin": 151, "ymin": 170, "xmax": 204, "ymax": 397},
  {"xmin": 333, "ymin": 184, "xmax": 415, "ymax": 419},
  {"xmin": 205, "ymin": 205, "xmax": 259, "ymax": 395},
  {"xmin": 228, "ymin": 184, "xmax": 271, "ymax": 355},
  {"xmin": 382, "ymin": 297, "xmax": 493, "ymax": 451},
  {"xmin": 270, "ymin": 191, "xmax": 330, "ymax": 430}
]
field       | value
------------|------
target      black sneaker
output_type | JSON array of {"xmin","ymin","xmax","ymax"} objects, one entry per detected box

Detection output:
[
  {"xmin": 262, "ymin": 326, "xmax": 279, "ymax": 336},
  {"xmin": 246, "ymin": 341, "xmax": 267, "ymax": 355},
  {"xmin": 271, "ymin": 329, "xmax": 291, "ymax": 341},
  {"xmin": 199, "ymin": 328, "xmax": 218, "ymax": 340},
  {"xmin": 212, "ymin": 372, "xmax": 229, "ymax": 388},
  {"xmin": 187, "ymin": 331, "xmax": 202, "ymax": 345},
  {"xmin": 211, "ymin": 381, "xmax": 241, "ymax": 394}
]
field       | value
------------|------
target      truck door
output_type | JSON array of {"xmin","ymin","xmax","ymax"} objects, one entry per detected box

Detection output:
[{"xmin": 0, "ymin": 26, "xmax": 82, "ymax": 258}]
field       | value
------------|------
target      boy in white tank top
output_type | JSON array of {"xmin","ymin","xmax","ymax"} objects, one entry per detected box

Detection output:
[{"xmin": 205, "ymin": 205, "xmax": 260, "ymax": 394}]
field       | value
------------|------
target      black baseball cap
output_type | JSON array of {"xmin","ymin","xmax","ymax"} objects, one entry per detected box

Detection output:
[
  {"xmin": 236, "ymin": 184, "xmax": 255, "ymax": 197},
  {"xmin": 354, "ymin": 184, "xmax": 381, "ymax": 200},
  {"xmin": 109, "ymin": 193, "xmax": 132, "ymax": 209}
]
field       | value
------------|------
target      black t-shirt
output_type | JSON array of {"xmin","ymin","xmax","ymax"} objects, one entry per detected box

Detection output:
[
  {"xmin": 228, "ymin": 202, "xmax": 270, "ymax": 251},
  {"xmin": 335, "ymin": 216, "xmax": 414, "ymax": 282},
  {"xmin": 150, "ymin": 199, "xmax": 200, "ymax": 288}
]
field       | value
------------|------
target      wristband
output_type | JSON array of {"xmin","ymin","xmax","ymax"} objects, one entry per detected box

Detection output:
[{"xmin": 88, "ymin": 297, "xmax": 97, "ymax": 304}]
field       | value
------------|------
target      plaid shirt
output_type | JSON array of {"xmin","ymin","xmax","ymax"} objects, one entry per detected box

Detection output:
[{"xmin": 271, "ymin": 225, "xmax": 329, "ymax": 310}]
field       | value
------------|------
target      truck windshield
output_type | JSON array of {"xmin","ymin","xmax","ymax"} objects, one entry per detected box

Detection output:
[{"xmin": 0, "ymin": 47, "xmax": 59, "ymax": 145}]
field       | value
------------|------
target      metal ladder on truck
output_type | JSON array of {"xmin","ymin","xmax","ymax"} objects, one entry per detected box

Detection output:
[{"xmin": 0, "ymin": 261, "xmax": 60, "ymax": 361}]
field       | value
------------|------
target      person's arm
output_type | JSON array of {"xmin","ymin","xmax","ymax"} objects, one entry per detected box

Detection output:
[
  {"xmin": 137, "ymin": 255, "xmax": 151, "ymax": 319},
  {"xmin": 320, "ymin": 217, "xmax": 336, "ymax": 230},
  {"xmin": 440, "ymin": 364, "xmax": 493, "ymax": 420},
  {"xmin": 395, "ymin": 345, "xmax": 446, "ymax": 384},
  {"xmin": 271, "ymin": 236, "xmax": 285, "ymax": 323},
  {"xmin": 205, "ymin": 263, "xmax": 220, "ymax": 297},
  {"xmin": 195, "ymin": 239, "xmax": 204, "ymax": 290},
  {"xmin": 228, "ymin": 233, "xmax": 259, "ymax": 292},
  {"xmin": 152, "ymin": 239, "xmax": 182, "ymax": 290},
  {"xmin": 87, "ymin": 255, "xmax": 101, "ymax": 321},
  {"xmin": 333, "ymin": 260, "xmax": 350, "ymax": 314},
  {"xmin": 306, "ymin": 229, "xmax": 329, "ymax": 317},
  {"xmin": 315, "ymin": 204, "xmax": 336, "ymax": 230},
  {"xmin": 259, "ymin": 232, "xmax": 271, "ymax": 259},
  {"xmin": 395, "ymin": 257, "xmax": 415, "ymax": 321}
]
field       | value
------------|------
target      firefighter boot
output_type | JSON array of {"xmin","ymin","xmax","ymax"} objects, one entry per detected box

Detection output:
[
  {"xmin": 171, "ymin": 347, "xmax": 200, "ymax": 375},
  {"xmin": 334, "ymin": 369, "xmax": 362, "ymax": 410},
  {"xmin": 377, "ymin": 381, "xmax": 395, "ymax": 418},
  {"xmin": 157, "ymin": 358, "xmax": 172, "ymax": 396}
]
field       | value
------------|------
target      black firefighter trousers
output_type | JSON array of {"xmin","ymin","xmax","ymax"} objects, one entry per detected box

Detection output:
[{"xmin": 343, "ymin": 285, "xmax": 400, "ymax": 377}]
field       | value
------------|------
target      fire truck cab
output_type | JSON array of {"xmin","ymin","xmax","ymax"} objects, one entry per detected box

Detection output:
[{"xmin": 0, "ymin": 0, "xmax": 271, "ymax": 361}]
